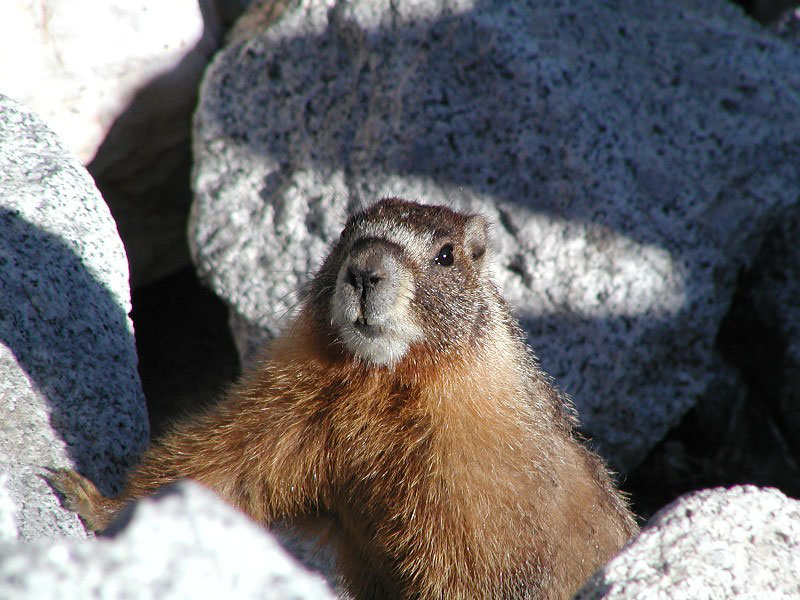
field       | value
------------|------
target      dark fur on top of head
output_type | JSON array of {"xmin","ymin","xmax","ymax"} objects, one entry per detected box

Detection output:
[{"xmin": 48, "ymin": 198, "xmax": 638, "ymax": 600}]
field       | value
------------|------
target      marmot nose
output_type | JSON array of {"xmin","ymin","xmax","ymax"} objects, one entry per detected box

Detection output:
[
  {"xmin": 344, "ymin": 243, "xmax": 399, "ymax": 300},
  {"xmin": 346, "ymin": 265, "xmax": 385, "ymax": 292}
]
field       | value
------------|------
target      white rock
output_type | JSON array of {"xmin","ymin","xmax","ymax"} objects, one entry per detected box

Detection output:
[
  {"xmin": 190, "ymin": 0, "xmax": 800, "ymax": 471},
  {"xmin": 81, "ymin": 0, "xmax": 256, "ymax": 287},
  {"xmin": 0, "ymin": 481, "xmax": 338, "ymax": 600},
  {"xmin": 576, "ymin": 486, "xmax": 800, "ymax": 599},
  {"xmin": 0, "ymin": 1, "xmax": 256, "ymax": 287},
  {"xmin": 0, "ymin": 0, "xmax": 204, "ymax": 163},
  {"xmin": 0, "ymin": 474, "xmax": 17, "ymax": 543},
  {"xmin": 0, "ymin": 95, "xmax": 147, "ymax": 540}
]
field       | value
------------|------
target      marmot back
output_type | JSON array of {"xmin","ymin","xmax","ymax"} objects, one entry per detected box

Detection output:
[{"xmin": 50, "ymin": 198, "xmax": 638, "ymax": 600}]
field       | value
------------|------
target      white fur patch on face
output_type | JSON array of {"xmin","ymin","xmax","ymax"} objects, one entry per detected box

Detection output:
[
  {"xmin": 333, "ymin": 321, "xmax": 420, "ymax": 366},
  {"xmin": 329, "ymin": 240, "xmax": 424, "ymax": 366}
]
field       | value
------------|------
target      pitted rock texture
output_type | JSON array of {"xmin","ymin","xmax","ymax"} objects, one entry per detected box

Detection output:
[
  {"xmin": 0, "ymin": 481, "xmax": 338, "ymax": 600},
  {"xmin": 576, "ymin": 486, "xmax": 800, "ymax": 599},
  {"xmin": 190, "ymin": 0, "xmax": 800, "ymax": 472},
  {"xmin": 0, "ymin": 95, "xmax": 147, "ymax": 540}
]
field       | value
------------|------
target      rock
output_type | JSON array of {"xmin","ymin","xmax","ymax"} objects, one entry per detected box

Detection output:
[
  {"xmin": 86, "ymin": 0, "xmax": 255, "ymax": 288},
  {"xmin": 0, "ymin": 95, "xmax": 147, "ymax": 540},
  {"xmin": 190, "ymin": 0, "xmax": 800, "ymax": 472},
  {"xmin": 576, "ymin": 486, "xmax": 800, "ymax": 598},
  {"xmin": 0, "ymin": 481, "xmax": 338, "ymax": 600},
  {"xmin": 0, "ymin": 1, "xmax": 258, "ymax": 288},
  {"xmin": 624, "ymin": 208, "xmax": 800, "ymax": 515},
  {"xmin": 0, "ymin": 0, "xmax": 204, "ymax": 164},
  {"xmin": 0, "ymin": 474, "xmax": 17, "ymax": 543}
]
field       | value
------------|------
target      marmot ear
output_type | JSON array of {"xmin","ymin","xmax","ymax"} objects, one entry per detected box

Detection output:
[{"xmin": 464, "ymin": 214, "xmax": 489, "ymax": 264}]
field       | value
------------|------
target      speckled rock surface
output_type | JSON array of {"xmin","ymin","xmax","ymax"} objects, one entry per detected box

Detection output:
[
  {"xmin": 190, "ymin": 0, "xmax": 800, "ymax": 471},
  {"xmin": 0, "ymin": 95, "xmax": 148, "ymax": 540},
  {"xmin": 576, "ymin": 486, "xmax": 800, "ymax": 599},
  {"xmin": 0, "ymin": 474, "xmax": 17, "ymax": 543},
  {"xmin": 0, "ymin": 481, "xmax": 338, "ymax": 600}
]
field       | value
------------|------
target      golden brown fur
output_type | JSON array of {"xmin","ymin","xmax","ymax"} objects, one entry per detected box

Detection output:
[{"xmin": 50, "ymin": 198, "xmax": 637, "ymax": 599}]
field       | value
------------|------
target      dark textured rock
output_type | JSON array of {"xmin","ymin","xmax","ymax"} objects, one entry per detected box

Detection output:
[{"xmin": 190, "ymin": 0, "xmax": 800, "ymax": 472}]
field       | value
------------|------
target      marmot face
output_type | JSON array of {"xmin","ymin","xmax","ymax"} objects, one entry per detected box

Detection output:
[{"xmin": 320, "ymin": 198, "xmax": 492, "ymax": 366}]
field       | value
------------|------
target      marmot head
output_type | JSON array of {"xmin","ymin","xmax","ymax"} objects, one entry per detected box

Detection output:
[{"xmin": 309, "ymin": 198, "xmax": 497, "ymax": 366}]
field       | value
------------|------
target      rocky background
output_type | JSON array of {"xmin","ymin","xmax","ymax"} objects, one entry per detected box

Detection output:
[{"xmin": 1, "ymin": 0, "xmax": 800, "ymax": 597}]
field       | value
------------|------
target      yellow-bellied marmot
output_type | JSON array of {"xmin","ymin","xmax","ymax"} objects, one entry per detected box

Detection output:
[{"xmin": 50, "ymin": 198, "xmax": 638, "ymax": 599}]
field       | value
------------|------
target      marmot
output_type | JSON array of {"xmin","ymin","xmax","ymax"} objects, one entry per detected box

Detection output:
[{"xmin": 50, "ymin": 198, "xmax": 638, "ymax": 599}]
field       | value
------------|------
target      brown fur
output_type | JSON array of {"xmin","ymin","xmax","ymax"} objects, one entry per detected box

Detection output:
[{"xmin": 50, "ymin": 198, "xmax": 637, "ymax": 599}]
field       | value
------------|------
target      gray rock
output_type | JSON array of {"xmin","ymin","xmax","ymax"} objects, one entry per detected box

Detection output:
[
  {"xmin": 576, "ymin": 486, "xmax": 800, "ymax": 599},
  {"xmin": 190, "ymin": 0, "xmax": 800, "ymax": 472},
  {"xmin": 0, "ymin": 481, "xmax": 338, "ymax": 600},
  {"xmin": 0, "ymin": 474, "xmax": 17, "ymax": 543},
  {"xmin": 88, "ymin": 0, "xmax": 257, "ymax": 288},
  {"xmin": 0, "ymin": 95, "xmax": 148, "ymax": 540}
]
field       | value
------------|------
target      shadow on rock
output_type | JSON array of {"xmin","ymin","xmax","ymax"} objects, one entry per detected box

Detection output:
[{"xmin": 0, "ymin": 208, "xmax": 147, "ymax": 496}]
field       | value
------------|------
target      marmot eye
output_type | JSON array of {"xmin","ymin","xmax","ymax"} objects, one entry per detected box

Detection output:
[{"xmin": 434, "ymin": 244, "xmax": 455, "ymax": 266}]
